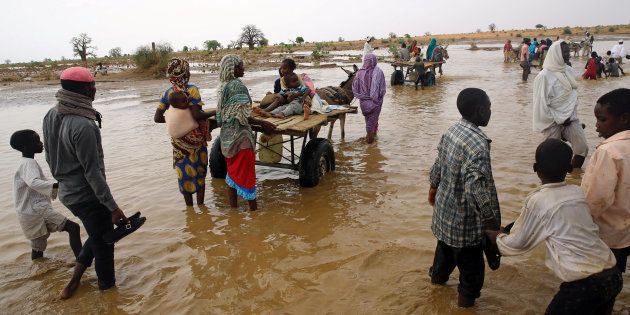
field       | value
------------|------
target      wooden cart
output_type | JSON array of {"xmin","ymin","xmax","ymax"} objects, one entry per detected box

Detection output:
[
  {"xmin": 389, "ymin": 61, "xmax": 445, "ymax": 86},
  {"xmin": 208, "ymin": 104, "xmax": 358, "ymax": 187}
]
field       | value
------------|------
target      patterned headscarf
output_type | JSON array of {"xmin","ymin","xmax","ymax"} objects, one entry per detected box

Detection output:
[
  {"xmin": 217, "ymin": 54, "xmax": 243, "ymax": 108},
  {"xmin": 167, "ymin": 58, "xmax": 190, "ymax": 92}
]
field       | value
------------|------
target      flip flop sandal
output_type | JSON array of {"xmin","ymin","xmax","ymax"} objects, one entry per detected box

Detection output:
[
  {"xmin": 103, "ymin": 212, "xmax": 146, "ymax": 244},
  {"xmin": 481, "ymin": 234, "xmax": 501, "ymax": 271}
]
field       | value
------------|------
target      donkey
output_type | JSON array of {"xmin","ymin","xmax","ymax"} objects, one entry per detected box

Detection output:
[
  {"xmin": 430, "ymin": 45, "xmax": 449, "ymax": 75},
  {"xmin": 315, "ymin": 65, "xmax": 358, "ymax": 139},
  {"xmin": 315, "ymin": 65, "xmax": 358, "ymax": 105}
]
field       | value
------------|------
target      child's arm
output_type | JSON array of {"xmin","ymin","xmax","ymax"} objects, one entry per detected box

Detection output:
[
  {"xmin": 21, "ymin": 162, "xmax": 56, "ymax": 197},
  {"xmin": 464, "ymin": 152, "xmax": 500, "ymax": 230},
  {"xmin": 489, "ymin": 203, "xmax": 548, "ymax": 257},
  {"xmin": 428, "ymin": 137, "xmax": 443, "ymax": 206},
  {"xmin": 154, "ymin": 90, "xmax": 169, "ymax": 123},
  {"xmin": 190, "ymin": 105, "xmax": 216, "ymax": 120},
  {"xmin": 582, "ymin": 150, "xmax": 617, "ymax": 218},
  {"xmin": 154, "ymin": 107, "xmax": 166, "ymax": 123}
]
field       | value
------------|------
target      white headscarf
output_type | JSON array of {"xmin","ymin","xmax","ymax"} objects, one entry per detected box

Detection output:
[{"xmin": 542, "ymin": 41, "xmax": 578, "ymax": 90}]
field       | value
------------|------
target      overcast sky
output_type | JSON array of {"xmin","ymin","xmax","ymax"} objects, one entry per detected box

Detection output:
[{"xmin": 2, "ymin": 0, "xmax": 629, "ymax": 63}]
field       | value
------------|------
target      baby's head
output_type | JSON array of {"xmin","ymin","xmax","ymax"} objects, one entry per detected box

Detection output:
[
  {"xmin": 284, "ymin": 73, "xmax": 300, "ymax": 89},
  {"xmin": 168, "ymin": 91, "xmax": 189, "ymax": 108},
  {"xmin": 591, "ymin": 51, "xmax": 598, "ymax": 58},
  {"xmin": 594, "ymin": 88, "xmax": 630, "ymax": 139},
  {"xmin": 534, "ymin": 139, "xmax": 573, "ymax": 183},
  {"xmin": 10, "ymin": 129, "xmax": 43, "ymax": 156},
  {"xmin": 607, "ymin": 50, "xmax": 612, "ymax": 56}
]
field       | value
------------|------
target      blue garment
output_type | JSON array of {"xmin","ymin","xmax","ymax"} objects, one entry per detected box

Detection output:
[
  {"xmin": 273, "ymin": 78, "xmax": 281, "ymax": 93},
  {"xmin": 529, "ymin": 41, "xmax": 538, "ymax": 62},
  {"xmin": 427, "ymin": 38, "xmax": 437, "ymax": 60}
]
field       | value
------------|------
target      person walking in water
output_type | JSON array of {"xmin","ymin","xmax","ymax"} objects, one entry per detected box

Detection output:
[
  {"xmin": 520, "ymin": 38, "xmax": 532, "ymax": 81},
  {"xmin": 362, "ymin": 36, "xmax": 375, "ymax": 61},
  {"xmin": 43, "ymin": 67, "xmax": 129, "ymax": 299},
  {"xmin": 352, "ymin": 53, "xmax": 386, "ymax": 144},
  {"xmin": 428, "ymin": 88, "xmax": 501, "ymax": 308},
  {"xmin": 532, "ymin": 41, "xmax": 588, "ymax": 169}
]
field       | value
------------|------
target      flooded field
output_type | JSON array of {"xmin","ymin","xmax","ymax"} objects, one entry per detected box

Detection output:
[{"xmin": 0, "ymin": 41, "xmax": 628, "ymax": 314}]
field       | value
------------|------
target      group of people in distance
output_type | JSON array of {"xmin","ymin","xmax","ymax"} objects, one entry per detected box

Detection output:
[
  {"xmin": 513, "ymin": 33, "xmax": 627, "ymax": 82},
  {"xmin": 8, "ymin": 36, "xmax": 629, "ymax": 312},
  {"xmin": 428, "ymin": 40, "xmax": 629, "ymax": 313},
  {"xmin": 583, "ymin": 39, "xmax": 626, "ymax": 80}
]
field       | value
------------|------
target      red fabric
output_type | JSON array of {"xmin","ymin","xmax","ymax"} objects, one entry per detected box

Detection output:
[
  {"xmin": 225, "ymin": 148, "xmax": 256, "ymax": 190},
  {"xmin": 583, "ymin": 58, "xmax": 597, "ymax": 80}
]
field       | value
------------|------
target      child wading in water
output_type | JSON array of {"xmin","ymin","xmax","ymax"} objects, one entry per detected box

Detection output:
[
  {"xmin": 10, "ymin": 130, "xmax": 82, "ymax": 260},
  {"xmin": 428, "ymin": 88, "xmax": 501, "ymax": 308},
  {"xmin": 486, "ymin": 139, "xmax": 621, "ymax": 314},
  {"xmin": 581, "ymin": 88, "xmax": 630, "ymax": 273},
  {"xmin": 154, "ymin": 58, "xmax": 215, "ymax": 206}
]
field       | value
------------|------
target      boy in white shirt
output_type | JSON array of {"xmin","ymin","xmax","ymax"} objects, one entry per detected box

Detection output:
[
  {"xmin": 485, "ymin": 139, "xmax": 621, "ymax": 314},
  {"xmin": 10, "ymin": 130, "xmax": 82, "ymax": 260}
]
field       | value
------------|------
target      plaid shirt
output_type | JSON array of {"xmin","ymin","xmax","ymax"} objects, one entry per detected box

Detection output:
[{"xmin": 430, "ymin": 119, "xmax": 501, "ymax": 247}]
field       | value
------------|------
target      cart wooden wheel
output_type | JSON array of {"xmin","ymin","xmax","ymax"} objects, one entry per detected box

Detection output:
[
  {"xmin": 391, "ymin": 69, "xmax": 404, "ymax": 85},
  {"xmin": 209, "ymin": 138, "xmax": 227, "ymax": 179},
  {"xmin": 299, "ymin": 138, "xmax": 335, "ymax": 187}
]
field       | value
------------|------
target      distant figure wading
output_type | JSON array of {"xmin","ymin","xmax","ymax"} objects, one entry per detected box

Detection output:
[
  {"xmin": 532, "ymin": 41, "xmax": 588, "ymax": 169},
  {"xmin": 352, "ymin": 53, "xmax": 386, "ymax": 144}
]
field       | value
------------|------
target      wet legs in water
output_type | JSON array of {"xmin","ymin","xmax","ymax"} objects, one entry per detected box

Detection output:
[
  {"xmin": 227, "ymin": 187, "xmax": 257, "ymax": 211},
  {"xmin": 521, "ymin": 61, "xmax": 531, "ymax": 81},
  {"xmin": 182, "ymin": 190, "xmax": 205, "ymax": 207},
  {"xmin": 62, "ymin": 220, "xmax": 82, "ymax": 258}
]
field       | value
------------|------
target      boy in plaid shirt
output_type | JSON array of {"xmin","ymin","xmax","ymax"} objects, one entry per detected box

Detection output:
[{"xmin": 428, "ymin": 88, "xmax": 501, "ymax": 308}]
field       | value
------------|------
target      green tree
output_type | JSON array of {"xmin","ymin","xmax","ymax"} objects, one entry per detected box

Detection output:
[
  {"xmin": 295, "ymin": 36, "xmax": 305, "ymax": 45},
  {"xmin": 204, "ymin": 40, "xmax": 222, "ymax": 51},
  {"xmin": 182, "ymin": 46, "xmax": 189, "ymax": 52},
  {"xmin": 389, "ymin": 32, "xmax": 397, "ymax": 39},
  {"xmin": 535, "ymin": 24, "xmax": 545, "ymax": 29},
  {"xmin": 4, "ymin": 59, "xmax": 11, "ymax": 65},
  {"xmin": 563, "ymin": 26, "xmax": 572, "ymax": 35},
  {"xmin": 488, "ymin": 23, "xmax": 496, "ymax": 32}
]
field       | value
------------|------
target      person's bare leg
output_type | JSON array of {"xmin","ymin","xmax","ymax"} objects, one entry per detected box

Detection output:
[
  {"xmin": 247, "ymin": 199, "xmax": 258, "ymax": 211},
  {"xmin": 227, "ymin": 187, "xmax": 238, "ymax": 208},
  {"xmin": 62, "ymin": 220, "xmax": 82, "ymax": 259},
  {"xmin": 183, "ymin": 193, "xmax": 194, "ymax": 207},
  {"xmin": 572, "ymin": 155, "xmax": 585, "ymax": 169},
  {"xmin": 60, "ymin": 262, "xmax": 87, "ymax": 299},
  {"xmin": 366, "ymin": 132, "xmax": 376, "ymax": 144},
  {"xmin": 264, "ymin": 99, "xmax": 282, "ymax": 112},
  {"xmin": 196, "ymin": 189, "xmax": 205, "ymax": 205}
]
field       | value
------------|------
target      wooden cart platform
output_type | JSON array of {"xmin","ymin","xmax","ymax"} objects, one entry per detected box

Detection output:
[{"xmin": 208, "ymin": 104, "xmax": 358, "ymax": 187}]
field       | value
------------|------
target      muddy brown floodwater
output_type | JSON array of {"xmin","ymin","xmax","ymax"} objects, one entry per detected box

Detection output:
[{"xmin": 0, "ymin": 41, "xmax": 629, "ymax": 314}]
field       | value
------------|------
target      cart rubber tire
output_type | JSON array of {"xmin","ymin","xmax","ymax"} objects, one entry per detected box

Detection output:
[
  {"xmin": 209, "ymin": 138, "xmax": 227, "ymax": 179},
  {"xmin": 391, "ymin": 69, "xmax": 404, "ymax": 86},
  {"xmin": 299, "ymin": 138, "xmax": 335, "ymax": 187}
]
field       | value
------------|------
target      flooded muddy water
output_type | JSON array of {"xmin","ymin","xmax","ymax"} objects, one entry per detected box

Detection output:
[{"xmin": 0, "ymin": 41, "xmax": 628, "ymax": 313}]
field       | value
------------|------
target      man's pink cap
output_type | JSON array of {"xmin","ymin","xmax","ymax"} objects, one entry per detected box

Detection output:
[{"xmin": 60, "ymin": 67, "xmax": 95, "ymax": 82}]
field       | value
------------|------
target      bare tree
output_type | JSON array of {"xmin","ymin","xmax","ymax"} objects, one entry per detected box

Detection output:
[
  {"xmin": 109, "ymin": 47, "xmax": 122, "ymax": 57},
  {"xmin": 488, "ymin": 23, "xmax": 497, "ymax": 32},
  {"xmin": 70, "ymin": 33, "xmax": 97, "ymax": 62},
  {"xmin": 238, "ymin": 25, "xmax": 266, "ymax": 50}
]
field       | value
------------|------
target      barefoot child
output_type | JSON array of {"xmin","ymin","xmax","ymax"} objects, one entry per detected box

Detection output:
[
  {"xmin": 427, "ymin": 88, "xmax": 501, "ymax": 308},
  {"xmin": 582, "ymin": 88, "xmax": 630, "ymax": 273},
  {"xmin": 486, "ymin": 139, "xmax": 621, "ymax": 314},
  {"xmin": 10, "ymin": 130, "xmax": 82, "ymax": 260},
  {"xmin": 154, "ymin": 58, "xmax": 215, "ymax": 207},
  {"xmin": 256, "ymin": 72, "xmax": 310, "ymax": 119}
]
